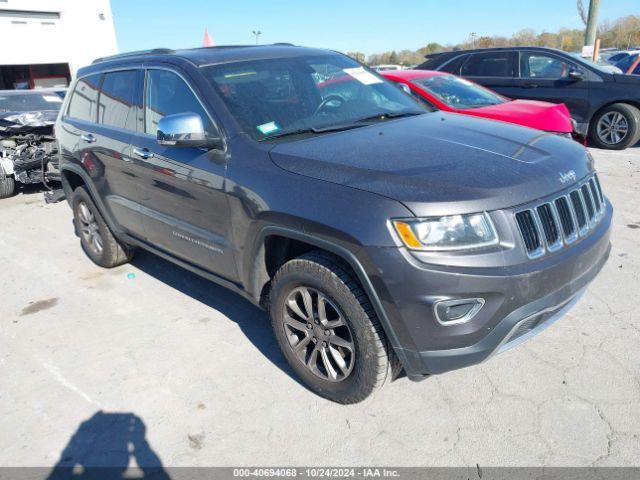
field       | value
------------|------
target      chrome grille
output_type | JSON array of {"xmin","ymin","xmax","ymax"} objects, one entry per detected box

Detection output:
[
  {"xmin": 581, "ymin": 184, "xmax": 595, "ymax": 220},
  {"xmin": 554, "ymin": 197, "xmax": 576, "ymax": 241},
  {"xmin": 536, "ymin": 204, "xmax": 561, "ymax": 251},
  {"xmin": 588, "ymin": 179, "xmax": 601, "ymax": 212},
  {"xmin": 515, "ymin": 174, "xmax": 606, "ymax": 258},
  {"xmin": 569, "ymin": 190, "xmax": 587, "ymax": 231},
  {"xmin": 515, "ymin": 210, "xmax": 542, "ymax": 256}
]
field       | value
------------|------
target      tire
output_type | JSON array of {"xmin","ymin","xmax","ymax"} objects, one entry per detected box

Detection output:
[
  {"xmin": 71, "ymin": 186, "xmax": 134, "ymax": 268},
  {"xmin": 270, "ymin": 251, "xmax": 393, "ymax": 403},
  {"xmin": 589, "ymin": 103, "xmax": 640, "ymax": 150},
  {"xmin": 0, "ymin": 175, "xmax": 15, "ymax": 199}
]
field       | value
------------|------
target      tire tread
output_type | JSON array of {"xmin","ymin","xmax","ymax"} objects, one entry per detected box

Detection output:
[
  {"xmin": 589, "ymin": 103, "xmax": 640, "ymax": 150},
  {"xmin": 271, "ymin": 250, "xmax": 395, "ymax": 403}
]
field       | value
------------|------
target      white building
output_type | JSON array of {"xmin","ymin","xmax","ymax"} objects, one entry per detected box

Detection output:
[{"xmin": 0, "ymin": 0, "xmax": 118, "ymax": 89}]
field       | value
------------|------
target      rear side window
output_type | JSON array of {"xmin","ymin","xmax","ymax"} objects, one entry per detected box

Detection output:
[
  {"xmin": 440, "ymin": 54, "xmax": 469, "ymax": 74},
  {"xmin": 67, "ymin": 74, "xmax": 101, "ymax": 122},
  {"xmin": 144, "ymin": 69, "xmax": 211, "ymax": 135},
  {"xmin": 98, "ymin": 70, "xmax": 139, "ymax": 130},
  {"xmin": 461, "ymin": 52, "xmax": 513, "ymax": 77}
]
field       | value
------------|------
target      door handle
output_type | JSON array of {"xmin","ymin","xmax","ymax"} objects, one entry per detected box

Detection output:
[
  {"xmin": 133, "ymin": 148, "xmax": 154, "ymax": 160},
  {"xmin": 522, "ymin": 83, "xmax": 539, "ymax": 89},
  {"xmin": 81, "ymin": 134, "xmax": 96, "ymax": 143}
]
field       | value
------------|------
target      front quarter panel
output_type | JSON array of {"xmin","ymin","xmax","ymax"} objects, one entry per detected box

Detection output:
[{"xmin": 223, "ymin": 136, "xmax": 413, "ymax": 285}]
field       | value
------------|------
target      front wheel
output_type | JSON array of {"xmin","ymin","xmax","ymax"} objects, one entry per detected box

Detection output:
[
  {"xmin": 270, "ymin": 251, "xmax": 394, "ymax": 403},
  {"xmin": 589, "ymin": 103, "xmax": 640, "ymax": 150}
]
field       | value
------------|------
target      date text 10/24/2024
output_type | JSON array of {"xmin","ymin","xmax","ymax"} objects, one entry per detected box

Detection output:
[{"xmin": 233, "ymin": 468, "xmax": 401, "ymax": 478}]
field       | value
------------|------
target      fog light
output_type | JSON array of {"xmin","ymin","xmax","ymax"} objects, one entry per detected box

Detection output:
[{"xmin": 434, "ymin": 298, "xmax": 485, "ymax": 325}]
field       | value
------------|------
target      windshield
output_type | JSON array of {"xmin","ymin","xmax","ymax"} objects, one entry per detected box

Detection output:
[
  {"xmin": 412, "ymin": 75, "xmax": 506, "ymax": 109},
  {"xmin": 0, "ymin": 91, "xmax": 64, "ymax": 112},
  {"xmin": 202, "ymin": 54, "xmax": 425, "ymax": 140},
  {"xmin": 615, "ymin": 55, "xmax": 639, "ymax": 74},
  {"xmin": 568, "ymin": 53, "xmax": 622, "ymax": 74}
]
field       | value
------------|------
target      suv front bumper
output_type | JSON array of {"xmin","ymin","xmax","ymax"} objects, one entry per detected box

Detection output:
[{"xmin": 364, "ymin": 202, "xmax": 612, "ymax": 379}]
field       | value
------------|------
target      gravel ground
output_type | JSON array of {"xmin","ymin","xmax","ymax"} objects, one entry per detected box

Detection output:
[{"xmin": 0, "ymin": 146, "xmax": 638, "ymax": 468}]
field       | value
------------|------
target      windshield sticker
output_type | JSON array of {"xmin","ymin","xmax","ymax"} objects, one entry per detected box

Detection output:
[
  {"xmin": 42, "ymin": 95, "xmax": 63, "ymax": 103},
  {"xmin": 257, "ymin": 121, "xmax": 280, "ymax": 135},
  {"xmin": 343, "ymin": 67, "xmax": 383, "ymax": 85}
]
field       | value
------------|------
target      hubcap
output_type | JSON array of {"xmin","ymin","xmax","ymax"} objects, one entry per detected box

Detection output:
[
  {"xmin": 282, "ymin": 287, "xmax": 355, "ymax": 382},
  {"xmin": 597, "ymin": 112, "xmax": 629, "ymax": 145},
  {"xmin": 77, "ymin": 201, "xmax": 104, "ymax": 255}
]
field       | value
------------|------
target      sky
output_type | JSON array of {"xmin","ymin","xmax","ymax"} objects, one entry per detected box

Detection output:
[{"xmin": 110, "ymin": 0, "xmax": 639, "ymax": 56}]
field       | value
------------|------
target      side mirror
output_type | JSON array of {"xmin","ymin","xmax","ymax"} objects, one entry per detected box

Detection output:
[
  {"xmin": 568, "ymin": 70, "xmax": 584, "ymax": 81},
  {"xmin": 157, "ymin": 112, "xmax": 223, "ymax": 149}
]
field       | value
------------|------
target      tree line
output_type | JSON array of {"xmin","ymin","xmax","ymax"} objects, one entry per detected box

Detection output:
[{"xmin": 347, "ymin": 14, "xmax": 640, "ymax": 67}]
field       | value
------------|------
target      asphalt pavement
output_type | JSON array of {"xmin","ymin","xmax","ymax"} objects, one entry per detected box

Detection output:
[{"xmin": 0, "ymin": 146, "xmax": 638, "ymax": 468}]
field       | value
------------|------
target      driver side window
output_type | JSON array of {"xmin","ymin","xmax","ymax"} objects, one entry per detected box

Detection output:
[
  {"xmin": 144, "ymin": 69, "xmax": 212, "ymax": 135},
  {"xmin": 520, "ymin": 53, "xmax": 575, "ymax": 79}
]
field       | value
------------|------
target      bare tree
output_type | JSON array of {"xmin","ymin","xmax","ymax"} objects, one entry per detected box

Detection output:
[{"xmin": 577, "ymin": 0, "xmax": 588, "ymax": 26}]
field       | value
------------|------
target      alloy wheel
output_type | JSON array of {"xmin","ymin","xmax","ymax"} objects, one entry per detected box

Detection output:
[
  {"xmin": 596, "ymin": 111, "xmax": 629, "ymax": 146},
  {"xmin": 282, "ymin": 286, "xmax": 355, "ymax": 382},
  {"xmin": 77, "ymin": 201, "xmax": 104, "ymax": 255}
]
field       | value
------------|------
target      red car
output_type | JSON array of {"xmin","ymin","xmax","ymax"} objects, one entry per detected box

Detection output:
[{"xmin": 381, "ymin": 70, "xmax": 576, "ymax": 138}]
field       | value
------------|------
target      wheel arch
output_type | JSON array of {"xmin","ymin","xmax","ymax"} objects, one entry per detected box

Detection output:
[
  {"xmin": 248, "ymin": 226, "xmax": 410, "ymax": 369},
  {"xmin": 60, "ymin": 164, "xmax": 120, "ymax": 233},
  {"xmin": 588, "ymin": 100, "xmax": 640, "ymax": 127}
]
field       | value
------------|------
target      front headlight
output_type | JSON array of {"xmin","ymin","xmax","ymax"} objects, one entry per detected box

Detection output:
[{"xmin": 392, "ymin": 213, "xmax": 498, "ymax": 251}]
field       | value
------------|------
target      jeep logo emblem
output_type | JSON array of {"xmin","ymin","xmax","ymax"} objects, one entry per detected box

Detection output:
[{"xmin": 559, "ymin": 170, "xmax": 577, "ymax": 184}]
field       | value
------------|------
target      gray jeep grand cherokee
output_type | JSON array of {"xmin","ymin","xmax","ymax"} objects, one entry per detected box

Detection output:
[{"xmin": 56, "ymin": 45, "xmax": 611, "ymax": 403}]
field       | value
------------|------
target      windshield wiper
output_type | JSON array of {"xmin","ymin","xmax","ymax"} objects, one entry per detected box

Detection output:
[
  {"xmin": 350, "ymin": 110, "xmax": 425, "ymax": 124},
  {"xmin": 260, "ymin": 111, "xmax": 424, "ymax": 141},
  {"xmin": 261, "ymin": 123, "xmax": 368, "ymax": 141}
]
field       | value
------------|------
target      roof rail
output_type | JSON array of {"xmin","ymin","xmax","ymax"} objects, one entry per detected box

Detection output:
[{"xmin": 92, "ymin": 48, "xmax": 175, "ymax": 64}]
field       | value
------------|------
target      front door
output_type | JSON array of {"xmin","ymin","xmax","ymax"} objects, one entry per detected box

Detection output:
[
  {"xmin": 130, "ymin": 67, "xmax": 237, "ymax": 281},
  {"xmin": 511, "ymin": 51, "xmax": 591, "ymax": 124}
]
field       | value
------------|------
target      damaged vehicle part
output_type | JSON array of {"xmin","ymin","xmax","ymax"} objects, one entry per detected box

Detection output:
[{"xmin": 0, "ymin": 90, "xmax": 64, "ymax": 199}]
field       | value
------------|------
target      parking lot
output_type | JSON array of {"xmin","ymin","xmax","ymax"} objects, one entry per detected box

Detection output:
[{"xmin": 0, "ymin": 146, "xmax": 638, "ymax": 468}]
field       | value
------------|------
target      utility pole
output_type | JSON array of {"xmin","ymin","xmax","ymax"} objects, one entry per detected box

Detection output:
[
  {"xmin": 584, "ymin": 0, "xmax": 600, "ymax": 47},
  {"xmin": 252, "ymin": 30, "xmax": 262, "ymax": 45},
  {"xmin": 470, "ymin": 32, "xmax": 477, "ymax": 49}
]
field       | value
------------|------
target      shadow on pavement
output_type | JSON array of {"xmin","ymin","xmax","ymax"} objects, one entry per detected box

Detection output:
[
  {"xmin": 46, "ymin": 411, "xmax": 169, "ymax": 480},
  {"xmin": 130, "ymin": 250, "xmax": 303, "ymax": 387}
]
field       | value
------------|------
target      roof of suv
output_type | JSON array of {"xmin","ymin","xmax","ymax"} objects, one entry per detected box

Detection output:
[
  {"xmin": 83, "ymin": 44, "xmax": 331, "ymax": 72},
  {"xmin": 424, "ymin": 46, "xmax": 568, "ymax": 59}
]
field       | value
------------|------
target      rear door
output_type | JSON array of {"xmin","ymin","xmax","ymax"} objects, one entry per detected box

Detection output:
[
  {"xmin": 92, "ymin": 68, "xmax": 148, "ymax": 237},
  {"xmin": 512, "ymin": 51, "xmax": 591, "ymax": 123},
  {"xmin": 59, "ymin": 75, "xmax": 101, "ymax": 175},
  {"xmin": 458, "ymin": 51, "xmax": 516, "ymax": 94},
  {"xmin": 129, "ymin": 67, "xmax": 237, "ymax": 281}
]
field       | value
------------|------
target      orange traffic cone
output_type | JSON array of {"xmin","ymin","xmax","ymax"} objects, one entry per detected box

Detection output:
[{"xmin": 202, "ymin": 29, "xmax": 214, "ymax": 47}]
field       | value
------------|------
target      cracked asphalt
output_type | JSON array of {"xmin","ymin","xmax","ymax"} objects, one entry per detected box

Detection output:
[{"xmin": 0, "ymin": 147, "xmax": 638, "ymax": 468}]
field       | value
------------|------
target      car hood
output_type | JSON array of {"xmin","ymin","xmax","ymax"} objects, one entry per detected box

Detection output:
[
  {"xmin": 464, "ymin": 100, "xmax": 573, "ymax": 133},
  {"xmin": 613, "ymin": 73, "xmax": 640, "ymax": 83},
  {"xmin": 0, "ymin": 110, "xmax": 57, "ymax": 135},
  {"xmin": 269, "ymin": 113, "xmax": 593, "ymax": 216}
]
